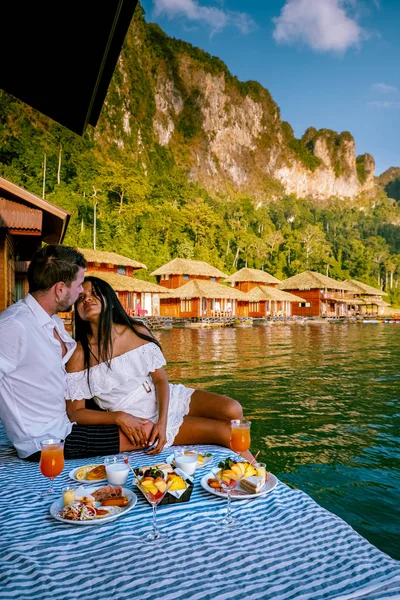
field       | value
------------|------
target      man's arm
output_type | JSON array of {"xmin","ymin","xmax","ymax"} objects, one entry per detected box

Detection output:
[{"xmin": 0, "ymin": 319, "xmax": 26, "ymax": 383}]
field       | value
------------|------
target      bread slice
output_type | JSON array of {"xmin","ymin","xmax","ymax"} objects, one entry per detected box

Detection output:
[
  {"xmin": 138, "ymin": 463, "xmax": 174, "ymax": 476},
  {"xmin": 75, "ymin": 464, "xmax": 100, "ymax": 480},
  {"xmin": 86, "ymin": 464, "xmax": 107, "ymax": 480},
  {"xmin": 240, "ymin": 476, "xmax": 265, "ymax": 494}
]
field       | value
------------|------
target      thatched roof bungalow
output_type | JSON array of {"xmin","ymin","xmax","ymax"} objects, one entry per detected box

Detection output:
[
  {"xmin": 151, "ymin": 258, "xmax": 227, "ymax": 290},
  {"xmin": 246, "ymin": 286, "xmax": 304, "ymax": 318},
  {"xmin": 279, "ymin": 271, "xmax": 353, "ymax": 317},
  {"xmin": 83, "ymin": 271, "xmax": 169, "ymax": 317},
  {"xmin": 343, "ymin": 279, "xmax": 390, "ymax": 315},
  {"xmin": 343, "ymin": 279, "xmax": 388, "ymax": 297},
  {"xmin": 79, "ymin": 248, "xmax": 146, "ymax": 276},
  {"xmin": 225, "ymin": 268, "xmax": 281, "ymax": 293},
  {"xmin": 159, "ymin": 278, "xmax": 246, "ymax": 319}
]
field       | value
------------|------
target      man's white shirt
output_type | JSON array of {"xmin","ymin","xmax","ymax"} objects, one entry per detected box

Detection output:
[{"xmin": 0, "ymin": 294, "xmax": 76, "ymax": 457}]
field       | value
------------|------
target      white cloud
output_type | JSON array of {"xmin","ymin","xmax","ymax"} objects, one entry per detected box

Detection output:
[
  {"xmin": 371, "ymin": 82, "xmax": 398, "ymax": 94},
  {"xmin": 368, "ymin": 101, "xmax": 400, "ymax": 109},
  {"xmin": 272, "ymin": 0, "xmax": 366, "ymax": 53},
  {"xmin": 153, "ymin": 0, "xmax": 257, "ymax": 35}
]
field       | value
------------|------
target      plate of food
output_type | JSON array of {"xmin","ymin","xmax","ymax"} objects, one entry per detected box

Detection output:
[
  {"xmin": 200, "ymin": 458, "xmax": 278, "ymax": 500},
  {"xmin": 69, "ymin": 464, "xmax": 107, "ymax": 483},
  {"xmin": 166, "ymin": 452, "xmax": 213, "ymax": 469},
  {"xmin": 50, "ymin": 484, "xmax": 137, "ymax": 525}
]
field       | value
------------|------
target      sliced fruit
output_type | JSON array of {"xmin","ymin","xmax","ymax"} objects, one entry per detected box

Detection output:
[
  {"xmin": 155, "ymin": 480, "xmax": 167, "ymax": 493},
  {"xmin": 222, "ymin": 469, "xmax": 239, "ymax": 480},
  {"xmin": 231, "ymin": 465, "xmax": 242, "ymax": 477},
  {"xmin": 141, "ymin": 479, "xmax": 155, "ymax": 488},
  {"xmin": 235, "ymin": 462, "xmax": 246, "ymax": 476},
  {"xmin": 244, "ymin": 464, "xmax": 257, "ymax": 478}
]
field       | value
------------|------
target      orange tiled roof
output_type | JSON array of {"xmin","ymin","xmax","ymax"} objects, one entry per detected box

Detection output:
[{"xmin": 0, "ymin": 198, "xmax": 42, "ymax": 232}]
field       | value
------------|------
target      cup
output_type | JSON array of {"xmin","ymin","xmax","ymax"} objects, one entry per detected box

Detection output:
[
  {"xmin": 254, "ymin": 462, "xmax": 267, "ymax": 482},
  {"xmin": 104, "ymin": 456, "xmax": 129, "ymax": 485},
  {"xmin": 62, "ymin": 486, "xmax": 75, "ymax": 506},
  {"xmin": 173, "ymin": 447, "xmax": 198, "ymax": 476}
]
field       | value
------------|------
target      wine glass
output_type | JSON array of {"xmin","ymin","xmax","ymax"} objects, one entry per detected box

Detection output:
[
  {"xmin": 136, "ymin": 477, "xmax": 173, "ymax": 544},
  {"xmin": 39, "ymin": 438, "xmax": 65, "ymax": 495},
  {"xmin": 214, "ymin": 461, "xmax": 246, "ymax": 529},
  {"xmin": 230, "ymin": 419, "xmax": 251, "ymax": 458}
]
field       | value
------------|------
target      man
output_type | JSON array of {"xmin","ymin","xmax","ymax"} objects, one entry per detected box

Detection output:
[{"xmin": 0, "ymin": 245, "xmax": 149, "ymax": 460}]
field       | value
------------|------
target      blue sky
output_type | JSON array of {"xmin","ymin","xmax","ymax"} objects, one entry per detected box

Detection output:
[{"xmin": 140, "ymin": 0, "xmax": 399, "ymax": 176}]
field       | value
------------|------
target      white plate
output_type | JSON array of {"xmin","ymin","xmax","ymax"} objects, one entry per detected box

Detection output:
[
  {"xmin": 166, "ymin": 453, "xmax": 213, "ymax": 469},
  {"xmin": 200, "ymin": 471, "xmax": 278, "ymax": 500},
  {"xmin": 69, "ymin": 465, "xmax": 107, "ymax": 483},
  {"xmin": 50, "ymin": 486, "xmax": 137, "ymax": 525}
]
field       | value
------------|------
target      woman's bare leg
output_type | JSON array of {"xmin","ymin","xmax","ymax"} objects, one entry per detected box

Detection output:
[{"xmin": 187, "ymin": 390, "xmax": 244, "ymax": 421}]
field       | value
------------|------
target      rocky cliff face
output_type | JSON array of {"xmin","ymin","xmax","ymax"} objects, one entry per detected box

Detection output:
[{"xmin": 97, "ymin": 7, "xmax": 377, "ymax": 202}]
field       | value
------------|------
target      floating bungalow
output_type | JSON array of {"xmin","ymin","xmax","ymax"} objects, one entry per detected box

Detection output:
[
  {"xmin": 0, "ymin": 176, "xmax": 69, "ymax": 312},
  {"xmin": 224, "ymin": 267, "xmax": 301, "ymax": 317},
  {"xmin": 152, "ymin": 258, "xmax": 227, "ymax": 289},
  {"xmin": 225, "ymin": 267, "xmax": 281, "ymax": 293},
  {"xmin": 343, "ymin": 279, "xmax": 391, "ymax": 315},
  {"xmin": 160, "ymin": 278, "xmax": 247, "ymax": 318},
  {"xmin": 78, "ymin": 249, "xmax": 168, "ymax": 317},
  {"xmin": 246, "ymin": 286, "xmax": 304, "ymax": 318},
  {"xmin": 151, "ymin": 258, "xmax": 247, "ymax": 318},
  {"xmin": 279, "ymin": 271, "xmax": 353, "ymax": 318}
]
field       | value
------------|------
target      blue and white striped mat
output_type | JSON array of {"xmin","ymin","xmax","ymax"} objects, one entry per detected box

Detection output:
[{"xmin": 0, "ymin": 427, "xmax": 399, "ymax": 600}]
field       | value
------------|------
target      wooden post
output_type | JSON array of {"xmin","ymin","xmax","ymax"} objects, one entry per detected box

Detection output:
[
  {"xmin": 42, "ymin": 153, "xmax": 46, "ymax": 199},
  {"xmin": 57, "ymin": 144, "xmax": 62, "ymax": 184}
]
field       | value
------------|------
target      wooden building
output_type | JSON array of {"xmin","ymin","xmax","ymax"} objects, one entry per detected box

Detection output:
[
  {"xmin": 343, "ymin": 279, "xmax": 391, "ymax": 316},
  {"xmin": 83, "ymin": 271, "xmax": 169, "ymax": 317},
  {"xmin": 0, "ymin": 177, "xmax": 69, "ymax": 312},
  {"xmin": 78, "ymin": 249, "xmax": 169, "ymax": 317},
  {"xmin": 246, "ymin": 286, "xmax": 304, "ymax": 318},
  {"xmin": 279, "ymin": 271, "xmax": 353, "ymax": 318},
  {"xmin": 151, "ymin": 258, "xmax": 227, "ymax": 290},
  {"xmin": 160, "ymin": 278, "xmax": 247, "ymax": 319},
  {"xmin": 225, "ymin": 267, "xmax": 281, "ymax": 293}
]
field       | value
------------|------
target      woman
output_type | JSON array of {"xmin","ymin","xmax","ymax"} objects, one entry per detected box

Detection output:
[{"xmin": 66, "ymin": 276, "xmax": 249, "ymax": 456}]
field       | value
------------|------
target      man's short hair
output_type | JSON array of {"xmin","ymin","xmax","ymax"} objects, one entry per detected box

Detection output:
[{"xmin": 28, "ymin": 245, "xmax": 87, "ymax": 293}]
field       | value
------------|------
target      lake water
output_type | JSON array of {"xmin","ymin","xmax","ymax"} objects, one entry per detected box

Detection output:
[{"xmin": 158, "ymin": 323, "xmax": 400, "ymax": 560}]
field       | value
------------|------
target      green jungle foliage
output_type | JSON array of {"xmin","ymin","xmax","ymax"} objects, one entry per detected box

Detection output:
[{"xmin": 0, "ymin": 3, "xmax": 399, "ymax": 306}]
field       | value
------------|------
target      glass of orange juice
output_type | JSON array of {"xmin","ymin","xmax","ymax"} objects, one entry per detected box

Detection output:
[
  {"xmin": 39, "ymin": 438, "xmax": 65, "ymax": 495},
  {"xmin": 230, "ymin": 420, "xmax": 251, "ymax": 457}
]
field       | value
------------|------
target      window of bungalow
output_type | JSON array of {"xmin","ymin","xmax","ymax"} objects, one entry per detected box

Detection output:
[
  {"xmin": 250, "ymin": 302, "xmax": 259, "ymax": 312},
  {"xmin": 210, "ymin": 298, "xmax": 214, "ymax": 310},
  {"xmin": 117, "ymin": 266, "xmax": 126, "ymax": 275},
  {"xmin": 210, "ymin": 276, "xmax": 216, "ymax": 282},
  {"xmin": 180, "ymin": 299, "xmax": 192, "ymax": 312},
  {"xmin": 183, "ymin": 274, "xmax": 189, "ymax": 280},
  {"xmin": 165, "ymin": 274, "xmax": 169, "ymax": 280},
  {"xmin": 15, "ymin": 279, "xmax": 24, "ymax": 302}
]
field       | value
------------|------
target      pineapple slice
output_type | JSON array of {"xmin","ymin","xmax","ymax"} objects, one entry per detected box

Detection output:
[{"xmin": 244, "ymin": 464, "xmax": 257, "ymax": 478}]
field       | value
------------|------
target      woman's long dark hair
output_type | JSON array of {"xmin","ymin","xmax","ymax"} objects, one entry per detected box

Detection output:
[{"xmin": 74, "ymin": 276, "xmax": 161, "ymax": 381}]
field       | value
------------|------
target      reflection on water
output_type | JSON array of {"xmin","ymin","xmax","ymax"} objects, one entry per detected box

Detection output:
[{"xmin": 158, "ymin": 324, "xmax": 400, "ymax": 559}]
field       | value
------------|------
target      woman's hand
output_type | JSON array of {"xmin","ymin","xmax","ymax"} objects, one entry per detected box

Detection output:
[
  {"xmin": 115, "ymin": 412, "xmax": 150, "ymax": 447},
  {"xmin": 147, "ymin": 421, "xmax": 167, "ymax": 454}
]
